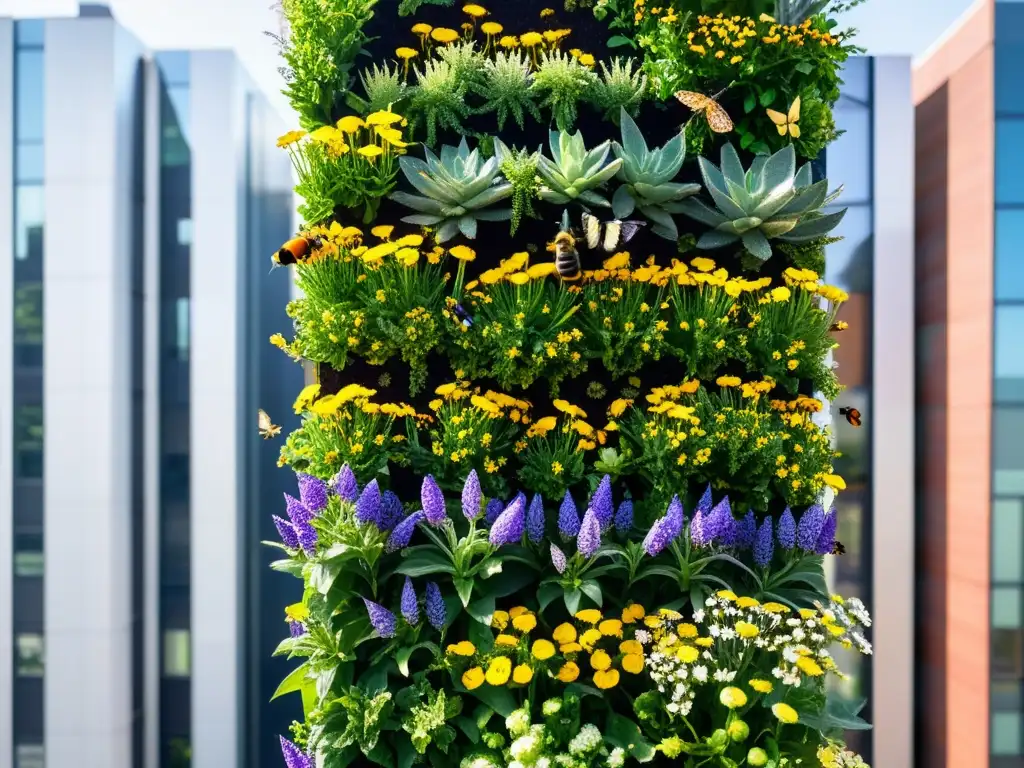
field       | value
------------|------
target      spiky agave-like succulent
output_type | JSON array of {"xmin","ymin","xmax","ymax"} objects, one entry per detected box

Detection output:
[
  {"xmin": 537, "ymin": 129, "xmax": 623, "ymax": 208},
  {"xmin": 611, "ymin": 108, "xmax": 700, "ymax": 240},
  {"xmin": 474, "ymin": 50, "xmax": 542, "ymax": 130},
  {"xmin": 390, "ymin": 138, "xmax": 513, "ymax": 242},
  {"xmin": 677, "ymin": 143, "xmax": 846, "ymax": 263}
]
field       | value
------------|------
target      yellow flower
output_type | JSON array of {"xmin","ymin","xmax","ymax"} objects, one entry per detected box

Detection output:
[
  {"xmin": 358, "ymin": 145, "xmax": 384, "ymax": 159},
  {"xmin": 560, "ymin": 642, "xmax": 583, "ymax": 653},
  {"xmin": 412, "ymin": 22, "xmax": 433, "ymax": 36},
  {"xmin": 509, "ymin": 606, "xmax": 530, "ymax": 618},
  {"xmin": 512, "ymin": 664, "xmax": 533, "ymax": 684},
  {"xmin": 507, "ymin": 271, "xmax": 530, "ymax": 285},
  {"xmin": 293, "ymin": 383, "xmax": 321, "ymax": 414},
  {"xmin": 694, "ymin": 637, "xmax": 714, "ymax": 648},
  {"xmin": 462, "ymin": 666, "xmax": 485, "ymax": 689},
  {"xmin": 309, "ymin": 125, "xmax": 342, "ymax": 143},
  {"xmin": 690, "ymin": 256, "xmax": 716, "ymax": 272},
  {"xmin": 575, "ymin": 609, "xmax": 602, "ymax": 624},
  {"xmin": 677, "ymin": 623, "xmax": 698, "ymax": 639},
  {"xmin": 431, "ymin": 27, "xmax": 460, "ymax": 43},
  {"xmin": 481, "ymin": 21, "xmax": 503, "ymax": 35},
  {"xmin": 520, "ymin": 31, "xmax": 544, "ymax": 46},
  {"xmin": 579, "ymin": 53, "xmax": 595, "ymax": 66},
  {"xmin": 735, "ymin": 596, "xmax": 760, "ymax": 609},
  {"xmin": 513, "ymin": 613, "xmax": 537, "ymax": 633},
  {"xmin": 598, "ymin": 619, "xmax": 623, "ymax": 637},
  {"xmin": 771, "ymin": 286, "xmax": 791, "ymax": 302},
  {"xmin": 621, "ymin": 654, "xmax": 645, "ymax": 674},
  {"xmin": 554, "ymin": 399, "xmax": 587, "ymax": 419},
  {"xmin": 590, "ymin": 650, "xmax": 612, "ymax": 671},
  {"xmin": 276, "ymin": 129, "xmax": 306, "ymax": 147},
  {"xmin": 495, "ymin": 634, "xmax": 519, "ymax": 646},
  {"xmin": 749, "ymin": 679, "xmax": 773, "ymax": 694},
  {"xmin": 553, "ymin": 623, "xmax": 577, "ymax": 644},
  {"xmin": 761, "ymin": 602, "xmax": 790, "ymax": 614},
  {"xmin": 499, "ymin": 35, "xmax": 519, "ymax": 48},
  {"xmin": 735, "ymin": 621, "xmax": 759, "ymax": 639},
  {"xmin": 396, "ymin": 46, "xmax": 418, "ymax": 61},
  {"xmin": 471, "ymin": 395, "xmax": 501, "ymax": 415},
  {"xmin": 796, "ymin": 656, "xmax": 824, "ymax": 676},
  {"xmin": 619, "ymin": 640, "xmax": 643, "ymax": 655},
  {"xmin": 822, "ymin": 474, "xmax": 846, "ymax": 490},
  {"xmin": 284, "ymin": 602, "xmax": 310, "ymax": 623},
  {"xmin": 731, "ymin": 54, "xmax": 743, "ymax": 63},
  {"xmin": 376, "ymin": 127, "xmax": 410, "ymax": 147},
  {"xmin": 772, "ymin": 703, "xmax": 799, "ymax": 724},
  {"xmin": 527, "ymin": 262, "xmax": 557, "ymax": 278},
  {"xmin": 371, "ymin": 224, "xmax": 394, "ymax": 240},
  {"xmin": 720, "ymin": 686, "xmax": 748, "ymax": 709},
  {"xmin": 594, "ymin": 669, "xmax": 620, "ymax": 689},
  {"xmin": 609, "ymin": 399, "xmax": 632, "ymax": 417},
  {"xmin": 269, "ymin": 333, "xmax": 287, "ymax": 349},
  {"xmin": 463, "ymin": 3, "xmax": 488, "ymax": 17},
  {"xmin": 621, "ymin": 603, "xmax": 645, "ymax": 623},
  {"xmin": 675, "ymin": 645, "xmax": 699, "ymax": 663},
  {"xmin": 557, "ymin": 661, "xmax": 580, "ymax": 682},
  {"xmin": 552, "ymin": 461, "xmax": 563, "ymax": 475},
  {"xmin": 396, "ymin": 247, "xmax": 419, "ymax": 266},
  {"xmin": 485, "ymin": 656, "xmax": 512, "ymax": 685},
  {"xmin": 541, "ymin": 8, "xmax": 555, "ymax": 17},
  {"xmin": 449, "ymin": 245, "xmax": 477, "ymax": 261},
  {"xmin": 446, "ymin": 640, "xmax": 477, "ymax": 656},
  {"xmin": 579, "ymin": 628, "xmax": 602, "ymax": 650},
  {"xmin": 716, "ymin": 376, "xmax": 741, "ymax": 388},
  {"xmin": 532, "ymin": 639, "xmax": 556, "ymax": 660}
]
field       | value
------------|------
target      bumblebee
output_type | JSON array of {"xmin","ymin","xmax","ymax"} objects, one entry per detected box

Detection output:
[
  {"xmin": 838, "ymin": 406, "xmax": 862, "ymax": 428},
  {"xmin": 272, "ymin": 235, "xmax": 323, "ymax": 267},
  {"xmin": 831, "ymin": 540, "xmax": 847, "ymax": 556},
  {"xmin": 547, "ymin": 229, "xmax": 582, "ymax": 282}
]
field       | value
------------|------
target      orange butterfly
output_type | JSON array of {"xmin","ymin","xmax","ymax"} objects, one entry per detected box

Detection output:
[{"xmin": 674, "ymin": 90, "xmax": 734, "ymax": 134}]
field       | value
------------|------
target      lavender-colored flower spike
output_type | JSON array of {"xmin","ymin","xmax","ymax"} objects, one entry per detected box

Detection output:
[
  {"xmin": 332, "ymin": 464, "xmax": 359, "ymax": 503},
  {"xmin": 527, "ymin": 494, "xmax": 546, "ymax": 543},
  {"xmin": 558, "ymin": 490, "xmax": 581, "ymax": 538},
  {"xmin": 380, "ymin": 490, "xmax": 404, "ymax": 531},
  {"xmin": 753, "ymin": 517, "xmax": 774, "ymax": 567},
  {"xmin": 421, "ymin": 475, "xmax": 447, "ymax": 526},
  {"xmin": 386, "ymin": 511, "xmax": 425, "ymax": 553},
  {"xmin": 577, "ymin": 508, "xmax": 602, "ymax": 558},
  {"xmin": 484, "ymin": 498, "xmax": 504, "ymax": 525},
  {"xmin": 662, "ymin": 496, "xmax": 685, "ymax": 540},
  {"xmin": 362, "ymin": 598, "xmax": 397, "ymax": 638},
  {"xmin": 284, "ymin": 494, "xmax": 313, "ymax": 526},
  {"xmin": 280, "ymin": 736, "xmax": 313, "ymax": 768},
  {"xmin": 777, "ymin": 507, "xmax": 797, "ymax": 550},
  {"xmin": 736, "ymin": 511, "xmax": 757, "ymax": 550},
  {"xmin": 689, "ymin": 508, "xmax": 709, "ymax": 548},
  {"xmin": 706, "ymin": 497, "xmax": 736, "ymax": 547},
  {"xmin": 550, "ymin": 543, "xmax": 567, "ymax": 574},
  {"xmin": 644, "ymin": 496, "xmax": 684, "ymax": 556},
  {"xmin": 489, "ymin": 496, "xmax": 526, "ymax": 547},
  {"xmin": 796, "ymin": 504, "xmax": 826, "ymax": 552},
  {"xmin": 289, "ymin": 620, "xmax": 306, "ymax": 638},
  {"xmin": 296, "ymin": 522, "xmax": 317, "ymax": 556},
  {"xmin": 461, "ymin": 470, "xmax": 482, "ymax": 521},
  {"xmin": 425, "ymin": 582, "xmax": 446, "ymax": 630},
  {"xmin": 591, "ymin": 475, "xmax": 614, "ymax": 531},
  {"xmin": 816, "ymin": 509, "xmax": 838, "ymax": 555},
  {"xmin": 355, "ymin": 479, "xmax": 383, "ymax": 529},
  {"xmin": 401, "ymin": 576, "xmax": 419, "ymax": 625},
  {"xmin": 697, "ymin": 483, "xmax": 714, "ymax": 515},
  {"xmin": 614, "ymin": 500, "xmax": 634, "ymax": 533},
  {"xmin": 298, "ymin": 474, "xmax": 328, "ymax": 513},
  {"xmin": 274, "ymin": 516, "xmax": 299, "ymax": 549}
]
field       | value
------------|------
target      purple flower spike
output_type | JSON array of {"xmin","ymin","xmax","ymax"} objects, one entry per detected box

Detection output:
[
  {"xmin": 489, "ymin": 496, "xmax": 525, "ymax": 547},
  {"xmin": 753, "ymin": 517, "xmax": 774, "ymax": 567},
  {"xmin": 296, "ymin": 522, "xmax": 317, "ymax": 556},
  {"xmin": 461, "ymin": 470, "xmax": 482, "ymax": 521},
  {"xmin": 577, "ymin": 508, "xmax": 602, "ymax": 558},
  {"xmin": 274, "ymin": 516, "xmax": 299, "ymax": 548},
  {"xmin": 280, "ymin": 736, "xmax": 313, "ymax": 768},
  {"xmin": 484, "ymin": 498, "xmax": 504, "ymax": 525},
  {"xmin": 644, "ymin": 496, "xmax": 685, "ymax": 556},
  {"xmin": 558, "ymin": 490, "xmax": 580, "ymax": 538},
  {"xmin": 386, "ymin": 511, "xmax": 426, "ymax": 553},
  {"xmin": 289, "ymin": 620, "xmax": 306, "ymax": 638},
  {"xmin": 355, "ymin": 479, "xmax": 383, "ymax": 529},
  {"xmin": 298, "ymin": 474, "xmax": 328, "ymax": 513},
  {"xmin": 614, "ymin": 500, "xmax": 634, "ymax": 533},
  {"xmin": 527, "ymin": 494, "xmax": 545, "ymax": 543},
  {"xmin": 550, "ymin": 543, "xmax": 567, "ymax": 574},
  {"xmin": 362, "ymin": 598, "xmax": 397, "ymax": 638},
  {"xmin": 332, "ymin": 464, "xmax": 359, "ymax": 503},
  {"xmin": 737, "ymin": 511, "xmax": 757, "ymax": 550},
  {"xmin": 381, "ymin": 491, "xmax": 404, "ymax": 531},
  {"xmin": 689, "ymin": 508, "xmax": 709, "ymax": 548},
  {"xmin": 425, "ymin": 582, "xmax": 446, "ymax": 630},
  {"xmin": 816, "ymin": 509, "xmax": 838, "ymax": 556},
  {"xmin": 284, "ymin": 494, "xmax": 313, "ymax": 525},
  {"xmin": 697, "ymin": 483, "xmax": 714, "ymax": 515},
  {"xmin": 401, "ymin": 576, "xmax": 419, "ymax": 625},
  {"xmin": 591, "ymin": 475, "xmax": 614, "ymax": 531},
  {"xmin": 797, "ymin": 504, "xmax": 826, "ymax": 552},
  {"xmin": 421, "ymin": 475, "xmax": 447, "ymax": 526},
  {"xmin": 706, "ymin": 497, "xmax": 736, "ymax": 547},
  {"xmin": 778, "ymin": 507, "xmax": 796, "ymax": 550}
]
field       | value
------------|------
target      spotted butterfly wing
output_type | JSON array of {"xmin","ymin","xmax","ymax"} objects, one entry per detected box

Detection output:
[{"xmin": 675, "ymin": 90, "xmax": 733, "ymax": 134}]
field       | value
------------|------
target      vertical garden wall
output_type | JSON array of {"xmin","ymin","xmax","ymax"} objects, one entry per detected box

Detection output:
[{"xmin": 265, "ymin": 1, "xmax": 874, "ymax": 766}]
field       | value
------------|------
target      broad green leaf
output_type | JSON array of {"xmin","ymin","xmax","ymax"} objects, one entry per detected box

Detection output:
[
  {"xmin": 270, "ymin": 558, "xmax": 304, "ymax": 577},
  {"xmin": 396, "ymin": 642, "xmax": 440, "ymax": 677},
  {"xmin": 563, "ymin": 588, "xmax": 582, "ymax": 615},
  {"xmin": 272, "ymin": 661, "xmax": 310, "ymax": 701},
  {"xmin": 453, "ymin": 715, "xmax": 480, "ymax": 743},
  {"xmin": 366, "ymin": 741, "xmax": 394, "ymax": 768},
  {"xmin": 605, "ymin": 713, "xmax": 656, "ymax": 762},
  {"xmin": 309, "ymin": 561, "xmax": 343, "ymax": 595},
  {"xmin": 396, "ymin": 738, "xmax": 416, "ymax": 768},
  {"xmin": 467, "ymin": 594, "xmax": 496, "ymax": 624},
  {"xmin": 487, "ymin": 564, "xmax": 537, "ymax": 598},
  {"xmin": 469, "ymin": 686, "xmax": 517, "ymax": 717},
  {"xmin": 744, "ymin": 93, "xmax": 757, "ymax": 113},
  {"xmin": 795, "ymin": 61, "xmax": 814, "ymax": 74},
  {"xmin": 607, "ymin": 34, "xmax": 633, "ymax": 48},
  {"xmin": 538, "ymin": 582, "xmax": 562, "ymax": 613},
  {"xmin": 396, "ymin": 549, "xmax": 456, "ymax": 578},
  {"xmin": 359, "ymin": 658, "xmax": 393, "ymax": 694},
  {"xmin": 468, "ymin": 616, "xmax": 495, "ymax": 652},
  {"xmin": 300, "ymin": 678, "xmax": 318, "ymax": 716},
  {"xmin": 759, "ymin": 88, "xmax": 777, "ymax": 107},
  {"xmin": 454, "ymin": 577, "xmax": 474, "ymax": 607},
  {"xmin": 579, "ymin": 580, "xmax": 603, "ymax": 608}
]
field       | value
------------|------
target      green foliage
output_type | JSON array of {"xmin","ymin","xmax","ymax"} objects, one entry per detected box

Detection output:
[
  {"xmin": 397, "ymin": 0, "xmax": 453, "ymax": 15},
  {"xmin": 474, "ymin": 50, "xmax": 542, "ymax": 131},
  {"xmin": 678, "ymin": 143, "xmax": 846, "ymax": 264},
  {"xmin": 776, "ymin": 235, "xmax": 839, "ymax": 276},
  {"xmin": 308, "ymin": 688, "xmax": 393, "ymax": 758},
  {"xmin": 537, "ymin": 129, "xmax": 623, "ymax": 208},
  {"xmin": 793, "ymin": 92, "xmax": 841, "ymax": 160},
  {"xmin": 402, "ymin": 688, "xmax": 462, "ymax": 754},
  {"xmin": 589, "ymin": 57, "xmax": 648, "ymax": 124},
  {"xmin": 494, "ymin": 140, "xmax": 542, "ymax": 236},
  {"xmin": 275, "ymin": 0, "xmax": 377, "ymax": 129},
  {"xmin": 390, "ymin": 138, "xmax": 514, "ymax": 242},
  {"xmin": 530, "ymin": 50, "xmax": 599, "ymax": 133},
  {"xmin": 408, "ymin": 58, "xmax": 472, "ymax": 147},
  {"xmin": 358, "ymin": 62, "xmax": 407, "ymax": 115}
]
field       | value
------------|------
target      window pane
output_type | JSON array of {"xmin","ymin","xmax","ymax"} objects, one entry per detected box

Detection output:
[
  {"xmin": 156, "ymin": 51, "xmax": 191, "ymax": 86},
  {"xmin": 993, "ymin": 628, "xmax": 1023, "ymax": 676},
  {"xmin": 994, "ymin": 499, "xmax": 1024, "ymax": 581},
  {"xmin": 993, "ymin": 712, "xmax": 1023, "ymax": 755},
  {"xmin": 824, "ymin": 205, "xmax": 873, "ymax": 291},
  {"xmin": 15, "ymin": 19, "xmax": 44, "ymax": 46},
  {"xmin": 175, "ymin": 297, "xmax": 189, "ymax": 361},
  {"xmin": 995, "ymin": 679, "xmax": 1023, "ymax": 711},
  {"xmin": 15, "ymin": 185, "xmax": 44, "ymax": 263},
  {"xmin": 994, "ymin": 587, "xmax": 1023, "ymax": 628},
  {"xmin": 825, "ymin": 107, "xmax": 871, "ymax": 204},
  {"xmin": 996, "ymin": 309, "xmax": 1024, "ymax": 402},
  {"xmin": 998, "ymin": 119, "xmax": 1024, "ymax": 204},
  {"xmin": 15, "ymin": 50, "xmax": 44, "ymax": 142},
  {"xmin": 15, "ymin": 143, "xmax": 43, "ymax": 185},
  {"xmin": 163, "ymin": 629, "xmax": 191, "ymax": 677},
  {"xmin": 997, "ymin": 210, "xmax": 1024, "ymax": 301},
  {"xmin": 15, "ymin": 744, "xmax": 44, "ymax": 768},
  {"xmin": 998, "ymin": 43, "xmax": 1024, "ymax": 114},
  {"xmin": 837, "ymin": 56, "xmax": 871, "ymax": 103},
  {"xmin": 16, "ymin": 634, "xmax": 44, "ymax": 676},
  {"xmin": 14, "ymin": 532, "xmax": 44, "ymax": 577},
  {"xmin": 993, "ymin": 409, "xmax": 1024, "ymax": 472},
  {"xmin": 14, "ymin": 405, "xmax": 43, "ymax": 480}
]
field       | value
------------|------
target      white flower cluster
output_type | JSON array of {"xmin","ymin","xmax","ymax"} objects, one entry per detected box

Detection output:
[{"xmin": 501, "ymin": 704, "xmax": 621, "ymax": 768}]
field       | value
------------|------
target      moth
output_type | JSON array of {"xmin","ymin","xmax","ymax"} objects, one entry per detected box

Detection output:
[
  {"xmin": 675, "ymin": 90, "xmax": 734, "ymax": 134},
  {"xmin": 258, "ymin": 408, "xmax": 281, "ymax": 439}
]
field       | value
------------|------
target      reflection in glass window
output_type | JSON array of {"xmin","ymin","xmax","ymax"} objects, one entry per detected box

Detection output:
[
  {"xmin": 998, "ymin": 43, "xmax": 1024, "ymax": 115},
  {"xmin": 994, "ymin": 499, "xmax": 1024, "ymax": 581},
  {"xmin": 14, "ymin": 744, "xmax": 44, "ymax": 768},
  {"xmin": 15, "ymin": 50, "xmax": 44, "ymax": 142},
  {"xmin": 992, "ymin": 712, "xmax": 1023, "ymax": 756},
  {"xmin": 993, "ymin": 587, "xmax": 1023, "ymax": 628},
  {"xmin": 14, "ymin": 532, "xmax": 44, "ymax": 577},
  {"xmin": 993, "ymin": 628, "xmax": 1023, "ymax": 677},
  {"xmin": 14, "ymin": 405, "xmax": 44, "ymax": 480},
  {"xmin": 826, "ymin": 108, "xmax": 871, "ymax": 204},
  {"xmin": 997, "ymin": 119, "xmax": 1024, "ymax": 204},
  {"xmin": 175, "ymin": 297, "xmax": 190, "ymax": 361},
  {"xmin": 824, "ymin": 206, "xmax": 873, "ymax": 292},
  {"xmin": 16, "ymin": 634, "xmax": 44, "ymax": 676},
  {"xmin": 996, "ymin": 209, "xmax": 1024, "ymax": 301},
  {"xmin": 163, "ymin": 629, "xmax": 191, "ymax": 677},
  {"xmin": 15, "ymin": 185, "xmax": 44, "ymax": 262},
  {"xmin": 996, "ymin": 310, "xmax": 1024, "ymax": 401}
]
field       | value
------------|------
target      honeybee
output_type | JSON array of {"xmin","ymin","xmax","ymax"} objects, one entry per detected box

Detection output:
[
  {"xmin": 272, "ymin": 234, "xmax": 323, "ymax": 268},
  {"xmin": 258, "ymin": 409, "xmax": 281, "ymax": 439},
  {"xmin": 838, "ymin": 406, "xmax": 862, "ymax": 427}
]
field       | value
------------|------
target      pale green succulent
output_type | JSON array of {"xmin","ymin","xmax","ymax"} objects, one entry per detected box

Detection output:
[
  {"xmin": 530, "ymin": 49, "xmax": 598, "ymax": 132},
  {"xmin": 474, "ymin": 50, "xmax": 541, "ymax": 130},
  {"xmin": 390, "ymin": 138, "xmax": 513, "ymax": 242},
  {"xmin": 358, "ymin": 62, "xmax": 406, "ymax": 114},
  {"xmin": 537, "ymin": 129, "xmax": 623, "ymax": 208},
  {"xmin": 678, "ymin": 143, "xmax": 846, "ymax": 263},
  {"xmin": 590, "ymin": 58, "xmax": 648, "ymax": 124},
  {"xmin": 611, "ymin": 107, "xmax": 700, "ymax": 240}
]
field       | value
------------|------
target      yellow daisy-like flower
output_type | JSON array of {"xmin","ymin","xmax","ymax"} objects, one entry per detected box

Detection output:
[
  {"xmin": 495, "ymin": 633, "xmax": 519, "ymax": 646},
  {"xmin": 579, "ymin": 628, "xmax": 602, "ymax": 650},
  {"xmin": 735, "ymin": 621, "xmax": 759, "ymax": 639},
  {"xmin": 796, "ymin": 656, "xmax": 824, "ymax": 676},
  {"xmin": 694, "ymin": 637, "xmax": 714, "ymax": 648},
  {"xmin": 462, "ymin": 666, "xmax": 485, "ymax": 689},
  {"xmin": 771, "ymin": 286, "xmax": 792, "ymax": 302},
  {"xmin": 481, "ymin": 21, "xmax": 503, "ymax": 35},
  {"xmin": 336, "ymin": 115, "xmax": 365, "ymax": 134},
  {"xmin": 621, "ymin": 603, "xmax": 645, "ymax": 623},
  {"xmin": 276, "ymin": 129, "xmax": 306, "ymax": 148},
  {"xmin": 485, "ymin": 657, "xmax": 512, "ymax": 685},
  {"xmin": 449, "ymin": 245, "xmax": 476, "ymax": 261},
  {"xmin": 371, "ymin": 224, "xmax": 394, "ymax": 240},
  {"xmin": 507, "ymin": 272, "xmax": 530, "ymax": 285},
  {"xmin": 366, "ymin": 110, "xmax": 403, "ymax": 127},
  {"xmin": 716, "ymin": 376, "xmax": 741, "ymax": 388},
  {"xmin": 619, "ymin": 640, "xmax": 643, "ymax": 655},
  {"xmin": 396, "ymin": 233, "xmax": 424, "ymax": 247},
  {"xmin": 532, "ymin": 639, "xmax": 556, "ymax": 660},
  {"xmin": 284, "ymin": 602, "xmax": 310, "ymax": 623},
  {"xmin": 396, "ymin": 46, "xmax": 418, "ymax": 60},
  {"xmin": 552, "ymin": 623, "xmax": 577, "ymax": 644},
  {"xmin": 822, "ymin": 473, "xmax": 846, "ymax": 490},
  {"xmin": 512, "ymin": 664, "xmax": 533, "ymax": 684},
  {"xmin": 527, "ymin": 262, "xmax": 557, "ymax": 279},
  {"xmin": 520, "ymin": 31, "xmax": 544, "ymax": 47},
  {"xmin": 540, "ymin": 7, "xmax": 555, "ymax": 17},
  {"xmin": 590, "ymin": 650, "xmax": 612, "ymax": 671},
  {"xmin": 499, "ymin": 35, "xmax": 519, "ymax": 48},
  {"xmin": 749, "ymin": 679, "xmax": 773, "ymax": 694},
  {"xmin": 463, "ymin": 3, "xmax": 488, "ymax": 17},
  {"xmin": 509, "ymin": 606, "xmax": 529, "ymax": 618},
  {"xmin": 269, "ymin": 333, "xmax": 288, "ymax": 349},
  {"xmin": 621, "ymin": 654, "xmax": 645, "ymax": 674},
  {"xmin": 676, "ymin": 623, "xmax": 698, "ymax": 639},
  {"xmin": 446, "ymin": 640, "xmax": 477, "ymax": 656},
  {"xmin": 575, "ymin": 609, "xmax": 602, "ymax": 624},
  {"xmin": 761, "ymin": 602, "xmax": 790, "ymax": 614},
  {"xmin": 412, "ymin": 22, "xmax": 433, "ymax": 36},
  {"xmin": 579, "ymin": 53, "xmax": 595, "ymax": 67},
  {"xmin": 559, "ymin": 642, "xmax": 583, "ymax": 653},
  {"xmin": 594, "ymin": 669, "xmax": 620, "ymax": 689},
  {"xmin": 735, "ymin": 596, "xmax": 760, "ymax": 609},
  {"xmin": 675, "ymin": 645, "xmax": 699, "ymax": 663},
  {"xmin": 512, "ymin": 613, "xmax": 537, "ymax": 633},
  {"xmin": 772, "ymin": 703, "xmax": 799, "ymax": 724},
  {"xmin": 431, "ymin": 27, "xmax": 460, "ymax": 43},
  {"xmin": 309, "ymin": 125, "xmax": 342, "ymax": 143},
  {"xmin": 358, "ymin": 145, "xmax": 384, "ymax": 159},
  {"xmin": 720, "ymin": 686, "xmax": 748, "ymax": 709},
  {"xmin": 691, "ymin": 256, "xmax": 716, "ymax": 272},
  {"xmin": 557, "ymin": 661, "xmax": 580, "ymax": 682},
  {"xmin": 598, "ymin": 619, "xmax": 623, "ymax": 637}
]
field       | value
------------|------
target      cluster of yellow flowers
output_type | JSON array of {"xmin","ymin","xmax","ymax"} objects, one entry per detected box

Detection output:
[
  {"xmin": 714, "ymin": 375, "xmax": 777, "ymax": 402},
  {"xmin": 682, "ymin": 12, "xmax": 839, "ymax": 58},
  {"xmin": 449, "ymin": 604, "xmax": 655, "ymax": 691},
  {"xmin": 425, "ymin": 382, "xmax": 528, "ymax": 468},
  {"xmin": 632, "ymin": 0, "xmax": 681, "ymax": 26},
  {"xmin": 526, "ymin": 398, "xmax": 609, "ymax": 453},
  {"xmin": 781, "ymin": 266, "xmax": 849, "ymax": 304},
  {"xmin": 277, "ymin": 110, "xmax": 410, "ymax": 160}
]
